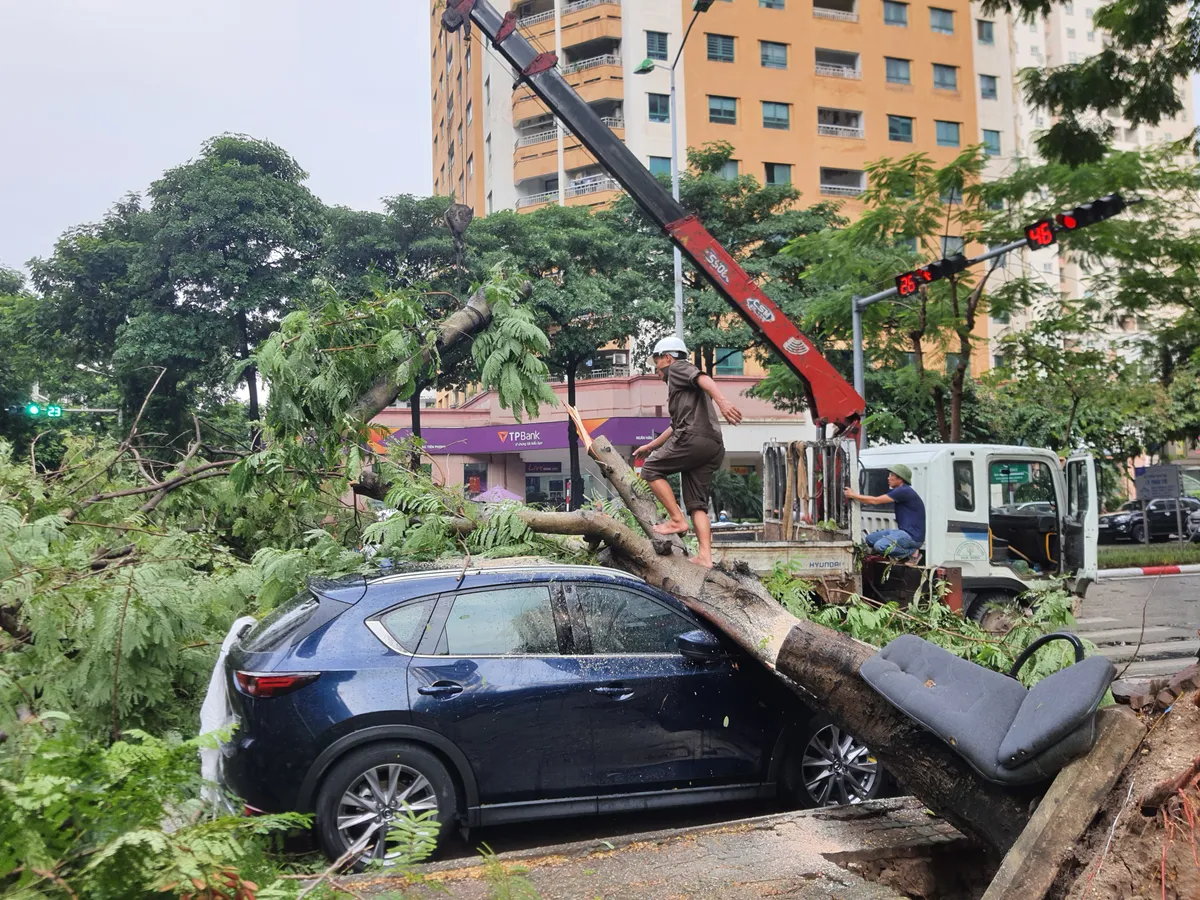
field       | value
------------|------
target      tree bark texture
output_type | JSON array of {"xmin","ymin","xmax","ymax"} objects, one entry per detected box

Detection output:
[
  {"xmin": 350, "ymin": 284, "xmax": 496, "ymax": 424},
  {"xmin": 476, "ymin": 436, "xmax": 1035, "ymax": 855},
  {"xmin": 566, "ymin": 365, "xmax": 583, "ymax": 511}
]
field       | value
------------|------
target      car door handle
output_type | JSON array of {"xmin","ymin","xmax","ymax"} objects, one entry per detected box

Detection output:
[
  {"xmin": 418, "ymin": 681, "xmax": 464, "ymax": 697},
  {"xmin": 592, "ymin": 685, "xmax": 634, "ymax": 699}
]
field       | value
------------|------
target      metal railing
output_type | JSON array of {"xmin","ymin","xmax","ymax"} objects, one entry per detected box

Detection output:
[
  {"xmin": 516, "ymin": 117, "xmax": 626, "ymax": 149},
  {"xmin": 813, "ymin": 6, "xmax": 859, "ymax": 21},
  {"xmin": 817, "ymin": 123, "xmax": 864, "ymax": 139},
  {"xmin": 820, "ymin": 183, "xmax": 866, "ymax": 196},
  {"xmin": 815, "ymin": 63, "xmax": 861, "ymax": 79},
  {"xmin": 564, "ymin": 0, "xmax": 620, "ymax": 13},
  {"xmin": 566, "ymin": 176, "xmax": 621, "ymax": 198},
  {"xmin": 516, "ymin": 189, "xmax": 558, "ymax": 208},
  {"xmin": 562, "ymin": 53, "xmax": 621, "ymax": 75},
  {"xmin": 518, "ymin": 8, "xmax": 555, "ymax": 27}
]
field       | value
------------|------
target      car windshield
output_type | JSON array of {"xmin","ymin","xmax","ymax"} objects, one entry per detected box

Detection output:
[{"xmin": 1119, "ymin": 501, "xmax": 1140, "ymax": 512}]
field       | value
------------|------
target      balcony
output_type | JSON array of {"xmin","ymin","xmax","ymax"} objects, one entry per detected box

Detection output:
[
  {"xmin": 514, "ymin": 62, "xmax": 622, "ymax": 123},
  {"xmin": 561, "ymin": 1, "xmax": 621, "ymax": 50},
  {"xmin": 814, "ymin": 49, "xmax": 860, "ymax": 79},
  {"xmin": 516, "ymin": 128, "xmax": 559, "ymax": 149},
  {"xmin": 820, "ymin": 167, "xmax": 866, "ymax": 197},
  {"xmin": 562, "ymin": 53, "xmax": 621, "ymax": 75},
  {"xmin": 813, "ymin": 0, "xmax": 858, "ymax": 21},
  {"xmin": 566, "ymin": 176, "xmax": 621, "ymax": 201},
  {"xmin": 817, "ymin": 107, "xmax": 863, "ymax": 139},
  {"xmin": 517, "ymin": 188, "xmax": 559, "ymax": 209}
]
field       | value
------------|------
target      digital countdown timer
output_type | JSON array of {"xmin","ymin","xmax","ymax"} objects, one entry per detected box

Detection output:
[{"xmin": 1024, "ymin": 219, "xmax": 1056, "ymax": 249}]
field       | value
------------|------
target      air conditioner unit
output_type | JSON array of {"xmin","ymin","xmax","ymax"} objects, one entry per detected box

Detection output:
[{"xmin": 611, "ymin": 353, "xmax": 628, "ymax": 366}]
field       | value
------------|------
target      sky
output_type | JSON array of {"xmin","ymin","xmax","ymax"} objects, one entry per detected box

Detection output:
[{"xmin": 0, "ymin": 0, "xmax": 432, "ymax": 272}]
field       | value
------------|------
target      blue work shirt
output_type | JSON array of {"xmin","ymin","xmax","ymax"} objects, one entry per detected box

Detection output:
[{"xmin": 886, "ymin": 484, "xmax": 926, "ymax": 544}]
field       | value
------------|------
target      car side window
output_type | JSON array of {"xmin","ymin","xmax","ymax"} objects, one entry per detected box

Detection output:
[
  {"xmin": 375, "ymin": 598, "xmax": 437, "ymax": 654},
  {"xmin": 434, "ymin": 585, "xmax": 558, "ymax": 656},
  {"xmin": 953, "ymin": 460, "xmax": 974, "ymax": 512},
  {"xmin": 576, "ymin": 585, "xmax": 694, "ymax": 654}
]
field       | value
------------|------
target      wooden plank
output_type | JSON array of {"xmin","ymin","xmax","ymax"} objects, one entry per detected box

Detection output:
[{"xmin": 980, "ymin": 707, "xmax": 1146, "ymax": 900}]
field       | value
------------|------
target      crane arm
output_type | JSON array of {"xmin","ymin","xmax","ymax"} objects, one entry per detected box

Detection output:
[{"xmin": 441, "ymin": 0, "xmax": 865, "ymax": 430}]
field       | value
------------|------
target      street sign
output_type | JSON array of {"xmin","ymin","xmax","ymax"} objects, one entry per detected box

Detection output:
[
  {"xmin": 1135, "ymin": 464, "xmax": 1181, "ymax": 501},
  {"xmin": 990, "ymin": 462, "xmax": 1031, "ymax": 484}
]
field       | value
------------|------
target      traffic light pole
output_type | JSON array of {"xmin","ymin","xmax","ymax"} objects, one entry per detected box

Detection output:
[{"xmin": 850, "ymin": 235, "xmax": 1027, "ymax": 448}]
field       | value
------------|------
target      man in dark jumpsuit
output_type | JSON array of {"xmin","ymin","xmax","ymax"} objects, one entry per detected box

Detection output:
[{"xmin": 634, "ymin": 336, "xmax": 743, "ymax": 568}]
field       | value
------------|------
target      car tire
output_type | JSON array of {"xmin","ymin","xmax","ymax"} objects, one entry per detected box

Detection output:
[
  {"xmin": 315, "ymin": 742, "xmax": 458, "ymax": 867},
  {"xmin": 965, "ymin": 589, "xmax": 1016, "ymax": 624},
  {"xmin": 782, "ymin": 715, "xmax": 887, "ymax": 809},
  {"xmin": 1131, "ymin": 524, "xmax": 1146, "ymax": 544}
]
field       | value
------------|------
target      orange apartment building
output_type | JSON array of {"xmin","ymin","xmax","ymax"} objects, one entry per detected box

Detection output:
[{"xmin": 428, "ymin": 0, "xmax": 993, "ymax": 379}]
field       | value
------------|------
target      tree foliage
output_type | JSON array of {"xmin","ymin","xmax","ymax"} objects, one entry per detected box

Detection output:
[{"xmin": 981, "ymin": 0, "xmax": 1195, "ymax": 165}]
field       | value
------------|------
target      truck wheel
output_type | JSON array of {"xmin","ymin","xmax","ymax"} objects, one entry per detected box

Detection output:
[
  {"xmin": 781, "ymin": 715, "xmax": 887, "ymax": 808},
  {"xmin": 966, "ymin": 590, "xmax": 1017, "ymax": 625},
  {"xmin": 315, "ymin": 742, "xmax": 458, "ymax": 868}
]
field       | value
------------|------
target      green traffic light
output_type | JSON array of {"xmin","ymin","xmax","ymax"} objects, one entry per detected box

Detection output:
[{"xmin": 25, "ymin": 403, "xmax": 40, "ymax": 416}]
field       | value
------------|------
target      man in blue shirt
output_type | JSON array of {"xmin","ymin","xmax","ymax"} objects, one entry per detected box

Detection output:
[{"xmin": 844, "ymin": 463, "xmax": 926, "ymax": 562}]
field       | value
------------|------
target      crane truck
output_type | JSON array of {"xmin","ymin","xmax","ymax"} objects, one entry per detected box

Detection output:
[{"xmin": 440, "ymin": 0, "xmax": 1100, "ymax": 618}]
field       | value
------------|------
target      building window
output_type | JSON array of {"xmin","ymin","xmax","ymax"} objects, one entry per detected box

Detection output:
[
  {"xmin": 930, "ymin": 7, "xmax": 954, "ymax": 33},
  {"xmin": 715, "ymin": 348, "xmax": 745, "ymax": 375},
  {"xmin": 762, "ymin": 101, "xmax": 790, "ymax": 129},
  {"xmin": 709, "ymin": 95, "xmax": 737, "ymax": 124},
  {"xmin": 648, "ymin": 92, "xmax": 671, "ymax": 122},
  {"xmin": 980, "ymin": 74, "xmax": 998, "ymax": 99},
  {"xmin": 466, "ymin": 100, "xmax": 473, "ymax": 125},
  {"xmin": 976, "ymin": 19, "xmax": 994, "ymax": 43},
  {"xmin": 485, "ymin": 134, "xmax": 492, "ymax": 169},
  {"xmin": 649, "ymin": 156, "xmax": 672, "ymax": 176},
  {"xmin": 761, "ymin": 40, "xmax": 788, "ymax": 68},
  {"xmin": 883, "ymin": 1, "xmax": 908, "ymax": 25},
  {"xmin": 941, "ymin": 235, "xmax": 965, "ymax": 256},
  {"xmin": 888, "ymin": 114, "xmax": 914, "ymax": 142},
  {"xmin": 764, "ymin": 162, "xmax": 792, "ymax": 185},
  {"xmin": 465, "ymin": 48, "xmax": 472, "ymax": 72},
  {"xmin": 1087, "ymin": 30, "xmax": 1095, "ymax": 40},
  {"xmin": 1069, "ymin": 51, "xmax": 1079, "ymax": 62},
  {"xmin": 935, "ymin": 120, "xmax": 961, "ymax": 146},
  {"xmin": 646, "ymin": 30, "xmax": 668, "ymax": 60},
  {"xmin": 720, "ymin": 159, "xmax": 740, "ymax": 179},
  {"xmin": 982, "ymin": 129, "xmax": 1001, "ymax": 155},
  {"xmin": 760, "ymin": 0, "xmax": 785, "ymax": 7},
  {"xmin": 463, "ymin": 463, "xmax": 488, "ymax": 497},
  {"xmin": 486, "ymin": 191, "xmax": 493, "ymax": 214},
  {"xmin": 1064, "ymin": 0, "xmax": 1073, "ymax": 11},
  {"xmin": 933, "ymin": 64, "xmax": 958, "ymax": 90},
  {"xmin": 707, "ymin": 33, "xmax": 735, "ymax": 62},
  {"xmin": 467, "ymin": 154, "xmax": 474, "ymax": 179},
  {"xmin": 944, "ymin": 353, "xmax": 969, "ymax": 375},
  {"xmin": 446, "ymin": 43, "xmax": 454, "ymax": 71},
  {"xmin": 885, "ymin": 57, "xmax": 911, "ymax": 84},
  {"xmin": 458, "ymin": 174, "xmax": 464, "ymax": 198}
]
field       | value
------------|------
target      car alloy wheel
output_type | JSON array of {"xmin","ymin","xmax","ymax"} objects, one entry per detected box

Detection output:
[
  {"xmin": 336, "ymin": 763, "xmax": 439, "ymax": 863},
  {"xmin": 1132, "ymin": 524, "xmax": 1146, "ymax": 544},
  {"xmin": 800, "ymin": 723, "xmax": 881, "ymax": 807}
]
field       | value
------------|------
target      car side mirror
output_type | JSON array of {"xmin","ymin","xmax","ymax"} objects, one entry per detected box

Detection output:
[{"xmin": 677, "ymin": 629, "xmax": 723, "ymax": 663}]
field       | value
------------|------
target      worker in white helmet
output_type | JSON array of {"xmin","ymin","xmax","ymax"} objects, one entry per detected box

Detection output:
[{"xmin": 634, "ymin": 336, "xmax": 743, "ymax": 568}]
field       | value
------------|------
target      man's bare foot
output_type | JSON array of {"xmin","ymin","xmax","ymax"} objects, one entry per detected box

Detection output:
[
  {"xmin": 690, "ymin": 555, "xmax": 714, "ymax": 568},
  {"xmin": 653, "ymin": 519, "xmax": 689, "ymax": 536}
]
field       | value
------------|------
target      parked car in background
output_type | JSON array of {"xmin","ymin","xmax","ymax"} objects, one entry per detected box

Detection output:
[
  {"xmin": 210, "ymin": 564, "xmax": 887, "ymax": 864},
  {"xmin": 1188, "ymin": 506, "xmax": 1200, "ymax": 542},
  {"xmin": 1099, "ymin": 498, "xmax": 1200, "ymax": 543}
]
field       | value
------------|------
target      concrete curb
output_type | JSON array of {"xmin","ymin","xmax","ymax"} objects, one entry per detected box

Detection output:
[{"xmin": 1097, "ymin": 562, "xmax": 1200, "ymax": 579}]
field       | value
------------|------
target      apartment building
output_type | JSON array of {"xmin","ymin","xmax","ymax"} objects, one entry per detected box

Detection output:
[
  {"xmin": 971, "ymin": 0, "xmax": 1196, "ymax": 368},
  {"xmin": 430, "ymin": 0, "xmax": 980, "ymax": 213}
]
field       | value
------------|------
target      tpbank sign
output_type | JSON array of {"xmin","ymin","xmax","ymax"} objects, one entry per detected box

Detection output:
[{"xmin": 496, "ymin": 429, "xmax": 544, "ymax": 449}]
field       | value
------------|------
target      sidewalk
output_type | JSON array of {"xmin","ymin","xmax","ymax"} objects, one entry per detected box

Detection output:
[{"xmin": 349, "ymin": 798, "xmax": 974, "ymax": 899}]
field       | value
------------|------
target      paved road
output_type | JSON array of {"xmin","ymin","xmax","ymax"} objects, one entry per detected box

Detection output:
[{"xmin": 1079, "ymin": 573, "xmax": 1199, "ymax": 679}]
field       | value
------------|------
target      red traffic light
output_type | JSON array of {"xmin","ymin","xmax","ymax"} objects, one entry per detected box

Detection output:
[
  {"xmin": 1024, "ymin": 219, "xmax": 1057, "ymax": 248},
  {"xmin": 1055, "ymin": 213, "xmax": 1078, "ymax": 230},
  {"xmin": 895, "ymin": 253, "xmax": 968, "ymax": 296}
]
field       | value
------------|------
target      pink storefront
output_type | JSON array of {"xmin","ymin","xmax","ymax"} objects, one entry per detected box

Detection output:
[{"xmin": 370, "ymin": 373, "xmax": 813, "ymax": 504}]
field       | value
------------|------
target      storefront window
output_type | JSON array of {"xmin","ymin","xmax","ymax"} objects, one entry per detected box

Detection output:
[{"xmin": 464, "ymin": 463, "xmax": 488, "ymax": 498}]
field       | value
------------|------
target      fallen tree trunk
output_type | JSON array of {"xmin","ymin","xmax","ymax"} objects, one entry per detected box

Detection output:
[{"xmin": 455, "ymin": 436, "xmax": 1035, "ymax": 855}]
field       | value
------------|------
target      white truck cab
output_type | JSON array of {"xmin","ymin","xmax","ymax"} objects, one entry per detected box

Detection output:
[{"xmin": 857, "ymin": 444, "xmax": 1099, "ymax": 618}]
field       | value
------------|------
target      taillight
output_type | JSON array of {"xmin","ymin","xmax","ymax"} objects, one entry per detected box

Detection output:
[{"xmin": 234, "ymin": 671, "xmax": 319, "ymax": 698}]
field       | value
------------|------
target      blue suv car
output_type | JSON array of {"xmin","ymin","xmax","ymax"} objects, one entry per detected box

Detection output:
[{"xmin": 218, "ymin": 563, "xmax": 885, "ymax": 862}]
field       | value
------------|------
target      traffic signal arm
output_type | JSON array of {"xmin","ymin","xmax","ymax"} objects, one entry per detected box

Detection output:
[{"xmin": 441, "ymin": 0, "xmax": 865, "ymax": 429}]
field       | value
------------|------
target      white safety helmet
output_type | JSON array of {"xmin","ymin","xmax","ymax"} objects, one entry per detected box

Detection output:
[{"xmin": 652, "ymin": 335, "xmax": 689, "ymax": 358}]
